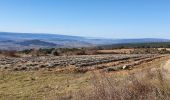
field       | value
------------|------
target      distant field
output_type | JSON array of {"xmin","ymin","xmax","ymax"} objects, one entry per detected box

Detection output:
[
  {"xmin": 97, "ymin": 49, "xmax": 134, "ymax": 54},
  {"xmin": 97, "ymin": 48, "xmax": 170, "ymax": 54}
]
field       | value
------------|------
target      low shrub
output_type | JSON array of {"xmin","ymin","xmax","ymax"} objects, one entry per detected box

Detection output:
[
  {"xmin": 2, "ymin": 50, "xmax": 18, "ymax": 57},
  {"xmin": 60, "ymin": 69, "xmax": 170, "ymax": 100}
]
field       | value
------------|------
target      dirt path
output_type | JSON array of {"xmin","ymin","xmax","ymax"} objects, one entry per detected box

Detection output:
[
  {"xmin": 163, "ymin": 60, "xmax": 170, "ymax": 72},
  {"xmin": 163, "ymin": 59, "xmax": 170, "ymax": 79}
]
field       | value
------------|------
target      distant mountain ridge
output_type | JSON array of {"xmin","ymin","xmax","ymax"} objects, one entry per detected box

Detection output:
[
  {"xmin": 16, "ymin": 40, "xmax": 60, "ymax": 47},
  {"xmin": 0, "ymin": 32, "xmax": 170, "ymax": 50}
]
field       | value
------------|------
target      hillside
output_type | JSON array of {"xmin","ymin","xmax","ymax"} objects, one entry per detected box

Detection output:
[
  {"xmin": 16, "ymin": 40, "xmax": 60, "ymax": 47},
  {"xmin": 97, "ymin": 42, "xmax": 170, "ymax": 49},
  {"xmin": 0, "ymin": 32, "xmax": 170, "ymax": 50}
]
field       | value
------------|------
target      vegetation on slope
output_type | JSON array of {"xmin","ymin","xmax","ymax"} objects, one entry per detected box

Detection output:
[
  {"xmin": 0, "ymin": 56, "xmax": 170, "ymax": 100},
  {"xmin": 97, "ymin": 42, "xmax": 170, "ymax": 49}
]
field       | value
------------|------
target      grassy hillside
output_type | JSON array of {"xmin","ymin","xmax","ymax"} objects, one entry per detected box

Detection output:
[{"xmin": 0, "ymin": 56, "xmax": 169, "ymax": 100}]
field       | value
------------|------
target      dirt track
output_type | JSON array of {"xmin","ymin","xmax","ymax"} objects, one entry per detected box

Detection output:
[
  {"xmin": 163, "ymin": 60, "xmax": 170, "ymax": 72},
  {"xmin": 163, "ymin": 59, "xmax": 170, "ymax": 79}
]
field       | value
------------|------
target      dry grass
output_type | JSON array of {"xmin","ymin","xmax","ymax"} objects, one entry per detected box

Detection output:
[
  {"xmin": 0, "ymin": 70, "xmax": 92, "ymax": 100},
  {"xmin": 158, "ymin": 48, "xmax": 170, "ymax": 51},
  {"xmin": 0, "ymin": 56, "xmax": 170, "ymax": 100},
  {"xmin": 69, "ymin": 69, "xmax": 170, "ymax": 100},
  {"xmin": 58, "ymin": 56, "xmax": 170, "ymax": 100},
  {"xmin": 97, "ymin": 49, "xmax": 134, "ymax": 54}
]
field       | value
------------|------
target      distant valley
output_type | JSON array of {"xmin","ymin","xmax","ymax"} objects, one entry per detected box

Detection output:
[{"xmin": 0, "ymin": 32, "xmax": 170, "ymax": 50}]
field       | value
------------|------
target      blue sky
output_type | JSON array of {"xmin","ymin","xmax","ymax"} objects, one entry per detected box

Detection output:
[{"xmin": 0, "ymin": 0, "xmax": 170, "ymax": 39}]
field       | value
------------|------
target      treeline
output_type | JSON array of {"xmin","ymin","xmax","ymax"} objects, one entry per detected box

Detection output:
[
  {"xmin": 20, "ymin": 48, "xmax": 98, "ymax": 56},
  {"xmin": 96, "ymin": 42, "xmax": 170, "ymax": 49},
  {"xmin": 1, "ymin": 42, "xmax": 170, "ymax": 57}
]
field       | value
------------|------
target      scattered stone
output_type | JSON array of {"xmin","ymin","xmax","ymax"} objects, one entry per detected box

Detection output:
[{"xmin": 0, "ymin": 54, "xmax": 160, "ymax": 71}]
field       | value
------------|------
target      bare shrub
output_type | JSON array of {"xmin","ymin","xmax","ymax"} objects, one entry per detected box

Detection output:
[
  {"xmin": 84, "ymin": 49, "xmax": 98, "ymax": 55},
  {"xmin": 65, "ymin": 69, "xmax": 170, "ymax": 100},
  {"xmin": 30, "ymin": 49, "xmax": 40, "ymax": 57},
  {"xmin": 51, "ymin": 49, "xmax": 60, "ymax": 56},
  {"xmin": 2, "ymin": 50, "xmax": 18, "ymax": 57}
]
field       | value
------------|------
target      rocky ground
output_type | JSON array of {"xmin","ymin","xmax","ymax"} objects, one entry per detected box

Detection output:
[{"xmin": 0, "ymin": 54, "xmax": 163, "ymax": 71}]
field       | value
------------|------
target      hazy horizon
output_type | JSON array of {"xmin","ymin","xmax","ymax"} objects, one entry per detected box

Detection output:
[
  {"xmin": 1, "ymin": 31, "xmax": 170, "ymax": 40},
  {"xmin": 0, "ymin": 0, "xmax": 170, "ymax": 39}
]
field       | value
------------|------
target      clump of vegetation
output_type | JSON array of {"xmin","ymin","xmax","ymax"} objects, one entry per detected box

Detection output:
[
  {"xmin": 39, "ymin": 48, "xmax": 55, "ymax": 54},
  {"xmin": 20, "ymin": 49, "xmax": 33, "ymax": 54},
  {"xmin": 131, "ymin": 48, "xmax": 170, "ymax": 54},
  {"xmin": 51, "ymin": 49, "xmax": 60, "ymax": 56},
  {"xmin": 30, "ymin": 49, "xmax": 41, "ymax": 57},
  {"xmin": 60, "ymin": 69, "xmax": 170, "ymax": 100},
  {"xmin": 131, "ymin": 48, "xmax": 159, "ymax": 54},
  {"xmin": 51, "ymin": 48, "xmax": 97, "ymax": 56},
  {"xmin": 159, "ymin": 48, "xmax": 170, "ymax": 54},
  {"xmin": 20, "ymin": 48, "xmax": 98, "ymax": 56},
  {"xmin": 1, "ymin": 50, "xmax": 18, "ymax": 57}
]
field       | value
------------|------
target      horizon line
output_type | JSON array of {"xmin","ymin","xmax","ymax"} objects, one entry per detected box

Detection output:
[{"xmin": 0, "ymin": 31, "xmax": 170, "ymax": 40}]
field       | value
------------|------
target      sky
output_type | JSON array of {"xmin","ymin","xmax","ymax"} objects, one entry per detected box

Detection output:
[{"xmin": 0, "ymin": 0, "xmax": 170, "ymax": 39}]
